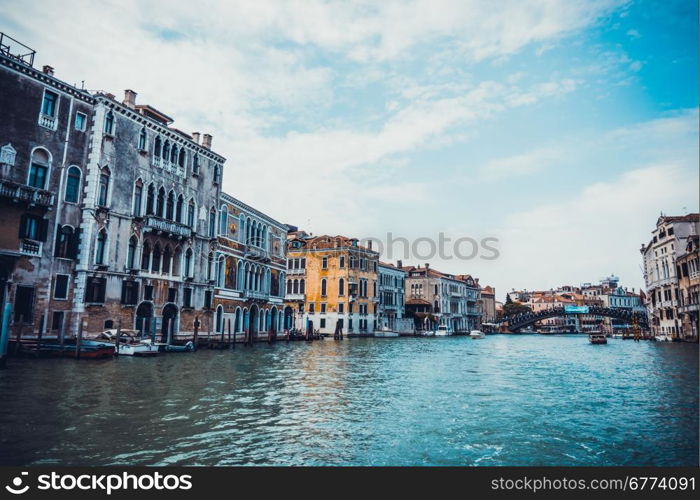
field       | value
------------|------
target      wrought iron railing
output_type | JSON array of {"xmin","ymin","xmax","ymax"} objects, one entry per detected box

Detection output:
[{"xmin": 0, "ymin": 179, "xmax": 54, "ymax": 207}]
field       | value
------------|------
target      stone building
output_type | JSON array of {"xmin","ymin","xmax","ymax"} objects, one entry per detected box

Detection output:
[
  {"xmin": 676, "ymin": 235, "xmax": 699, "ymax": 341},
  {"xmin": 376, "ymin": 261, "xmax": 408, "ymax": 332},
  {"xmin": 478, "ymin": 285, "xmax": 497, "ymax": 324},
  {"xmin": 72, "ymin": 90, "xmax": 225, "ymax": 340},
  {"xmin": 0, "ymin": 37, "xmax": 93, "ymax": 340},
  {"xmin": 284, "ymin": 234, "xmax": 379, "ymax": 336},
  {"xmin": 640, "ymin": 213, "xmax": 700, "ymax": 338},
  {"xmin": 402, "ymin": 264, "xmax": 481, "ymax": 333},
  {"xmin": 212, "ymin": 192, "xmax": 287, "ymax": 340}
]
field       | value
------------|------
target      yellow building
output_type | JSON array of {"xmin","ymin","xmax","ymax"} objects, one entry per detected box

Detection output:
[{"xmin": 284, "ymin": 233, "xmax": 379, "ymax": 336}]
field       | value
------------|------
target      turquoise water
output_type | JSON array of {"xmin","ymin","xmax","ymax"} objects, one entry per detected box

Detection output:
[{"xmin": 0, "ymin": 335, "xmax": 697, "ymax": 466}]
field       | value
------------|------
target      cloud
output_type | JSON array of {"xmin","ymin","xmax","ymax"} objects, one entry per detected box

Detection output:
[{"xmin": 477, "ymin": 147, "xmax": 564, "ymax": 181}]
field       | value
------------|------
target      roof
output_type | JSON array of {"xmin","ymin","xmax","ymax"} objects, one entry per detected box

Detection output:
[
  {"xmin": 657, "ymin": 213, "xmax": 699, "ymax": 225},
  {"xmin": 287, "ymin": 234, "xmax": 378, "ymax": 254},
  {"xmin": 406, "ymin": 298, "xmax": 431, "ymax": 306}
]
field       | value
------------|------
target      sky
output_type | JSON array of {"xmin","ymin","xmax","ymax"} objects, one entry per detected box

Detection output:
[{"xmin": 2, "ymin": 0, "xmax": 697, "ymax": 300}]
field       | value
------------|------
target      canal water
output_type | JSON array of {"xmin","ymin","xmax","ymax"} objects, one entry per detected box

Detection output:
[{"xmin": 0, "ymin": 335, "xmax": 697, "ymax": 466}]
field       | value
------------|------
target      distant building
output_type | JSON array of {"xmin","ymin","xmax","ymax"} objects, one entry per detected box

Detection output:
[
  {"xmin": 640, "ymin": 214, "xmax": 700, "ymax": 339},
  {"xmin": 376, "ymin": 262, "xmax": 408, "ymax": 332},
  {"xmin": 478, "ymin": 285, "xmax": 497, "ymax": 324},
  {"xmin": 284, "ymin": 234, "xmax": 379, "ymax": 336},
  {"xmin": 676, "ymin": 235, "xmax": 699, "ymax": 341}
]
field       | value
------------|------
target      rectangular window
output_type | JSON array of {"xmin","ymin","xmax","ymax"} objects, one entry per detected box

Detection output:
[
  {"xmin": 51, "ymin": 311, "xmax": 64, "ymax": 332},
  {"xmin": 14, "ymin": 286, "xmax": 35, "ymax": 322},
  {"xmin": 338, "ymin": 303, "xmax": 344, "ymax": 313},
  {"xmin": 19, "ymin": 214, "xmax": 47, "ymax": 241},
  {"xmin": 54, "ymin": 274, "xmax": 69, "ymax": 299},
  {"xmin": 320, "ymin": 318, "xmax": 326, "ymax": 328},
  {"xmin": 144, "ymin": 285, "xmax": 154, "ymax": 301},
  {"xmin": 41, "ymin": 90, "xmax": 58, "ymax": 117},
  {"xmin": 168, "ymin": 287, "xmax": 177, "ymax": 303},
  {"xmin": 320, "ymin": 303, "xmax": 326, "ymax": 314},
  {"xmin": 301, "ymin": 258, "xmax": 306, "ymax": 269},
  {"xmin": 322, "ymin": 256, "xmax": 328, "ymax": 269},
  {"xmin": 74, "ymin": 112, "xmax": 87, "ymax": 131},
  {"xmin": 204, "ymin": 290, "xmax": 212, "ymax": 309},
  {"xmin": 121, "ymin": 280, "xmax": 139, "ymax": 305},
  {"xmin": 28, "ymin": 163, "xmax": 48, "ymax": 189},
  {"xmin": 339, "ymin": 256, "xmax": 345, "ymax": 268},
  {"xmin": 183, "ymin": 288, "xmax": 192, "ymax": 308},
  {"xmin": 309, "ymin": 303, "xmax": 315, "ymax": 314},
  {"xmin": 85, "ymin": 277, "xmax": 106, "ymax": 304}
]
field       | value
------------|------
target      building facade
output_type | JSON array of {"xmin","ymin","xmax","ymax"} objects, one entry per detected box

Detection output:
[
  {"xmin": 1, "ymin": 41, "xmax": 92, "ymax": 340},
  {"xmin": 212, "ymin": 193, "xmax": 287, "ymax": 340},
  {"xmin": 640, "ymin": 214, "xmax": 700, "ymax": 339},
  {"xmin": 376, "ymin": 262, "xmax": 408, "ymax": 332},
  {"xmin": 402, "ymin": 264, "xmax": 481, "ymax": 333},
  {"xmin": 478, "ymin": 285, "xmax": 497, "ymax": 324},
  {"xmin": 676, "ymin": 235, "xmax": 699, "ymax": 341},
  {"xmin": 284, "ymin": 234, "xmax": 379, "ymax": 336}
]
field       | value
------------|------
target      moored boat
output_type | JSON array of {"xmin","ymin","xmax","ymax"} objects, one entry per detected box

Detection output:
[
  {"xmin": 469, "ymin": 330, "xmax": 485, "ymax": 339},
  {"xmin": 589, "ymin": 333, "xmax": 607, "ymax": 344},
  {"xmin": 95, "ymin": 330, "xmax": 159, "ymax": 356},
  {"xmin": 433, "ymin": 325, "xmax": 452, "ymax": 337},
  {"xmin": 654, "ymin": 334, "xmax": 672, "ymax": 342},
  {"xmin": 165, "ymin": 341, "xmax": 195, "ymax": 352}
]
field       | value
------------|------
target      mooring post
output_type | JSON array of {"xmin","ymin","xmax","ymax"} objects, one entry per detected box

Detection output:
[
  {"xmin": 0, "ymin": 303, "xmax": 12, "ymax": 368},
  {"xmin": 75, "ymin": 320, "xmax": 84, "ymax": 360},
  {"xmin": 115, "ymin": 320, "xmax": 121, "ymax": 357},
  {"xmin": 227, "ymin": 319, "xmax": 232, "ymax": 349},
  {"xmin": 193, "ymin": 316, "xmax": 200, "ymax": 349}
]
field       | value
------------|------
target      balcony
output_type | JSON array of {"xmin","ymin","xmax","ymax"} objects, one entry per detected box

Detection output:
[
  {"xmin": 245, "ymin": 290, "xmax": 270, "ymax": 301},
  {"xmin": 286, "ymin": 293, "xmax": 305, "ymax": 301},
  {"xmin": 20, "ymin": 239, "xmax": 41, "ymax": 256},
  {"xmin": 144, "ymin": 215, "xmax": 193, "ymax": 240},
  {"xmin": 37, "ymin": 113, "xmax": 57, "ymax": 130},
  {"xmin": 245, "ymin": 246, "xmax": 270, "ymax": 262},
  {"xmin": 287, "ymin": 268, "xmax": 306, "ymax": 275},
  {"xmin": 0, "ymin": 179, "xmax": 54, "ymax": 208}
]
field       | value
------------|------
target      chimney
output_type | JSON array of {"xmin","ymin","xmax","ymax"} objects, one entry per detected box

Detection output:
[
  {"xmin": 425, "ymin": 263, "xmax": 430, "ymax": 269},
  {"xmin": 202, "ymin": 133, "xmax": 212, "ymax": 149},
  {"xmin": 397, "ymin": 260, "xmax": 403, "ymax": 268},
  {"xmin": 191, "ymin": 132, "xmax": 201, "ymax": 144},
  {"xmin": 123, "ymin": 89, "xmax": 137, "ymax": 109},
  {"xmin": 42, "ymin": 65, "xmax": 54, "ymax": 76}
]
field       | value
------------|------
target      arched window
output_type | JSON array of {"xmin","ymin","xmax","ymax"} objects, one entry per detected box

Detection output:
[
  {"xmin": 163, "ymin": 140, "xmax": 170, "ymax": 162},
  {"xmin": 156, "ymin": 187, "xmax": 165, "ymax": 217},
  {"xmin": 213, "ymin": 164, "xmax": 221, "ymax": 184},
  {"xmin": 152, "ymin": 244, "xmax": 161, "ymax": 273},
  {"xmin": 172, "ymin": 247, "xmax": 181, "ymax": 276},
  {"xmin": 178, "ymin": 148, "xmax": 185, "ymax": 168},
  {"xmin": 208, "ymin": 207, "xmax": 216, "ymax": 238},
  {"xmin": 170, "ymin": 144, "xmax": 178, "ymax": 164},
  {"xmin": 146, "ymin": 184, "xmax": 155, "ymax": 215},
  {"xmin": 104, "ymin": 111, "xmax": 114, "ymax": 135},
  {"xmin": 154, "ymin": 136, "xmax": 162, "ymax": 158},
  {"xmin": 192, "ymin": 153, "xmax": 199, "ymax": 174},
  {"xmin": 141, "ymin": 242, "xmax": 151, "ymax": 270},
  {"xmin": 95, "ymin": 229, "xmax": 107, "ymax": 265},
  {"xmin": 286, "ymin": 280, "xmax": 293, "ymax": 294},
  {"xmin": 97, "ymin": 167, "xmax": 110, "ymax": 207},
  {"xmin": 162, "ymin": 246, "xmax": 172, "ymax": 274},
  {"xmin": 64, "ymin": 166, "xmax": 81, "ymax": 203},
  {"xmin": 293, "ymin": 279, "xmax": 299, "ymax": 294},
  {"xmin": 217, "ymin": 256, "xmax": 225, "ymax": 287},
  {"xmin": 321, "ymin": 278, "xmax": 327, "ymax": 296},
  {"xmin": 54, "ymin": 225, "xmax": 75, "ymax": 259},
  {"xmin": 127, "ymin": 236, "xmax": 138, "ymax": 269},
  {"xmin": 184, "ymin": 248, "xmax": 193, "ymax": 278},
  {"xmin": 219, "ymin": 206, "xmax": 228, "ymax": 236},
  {"xmin": 187, "ymin": 199, "xmax": 195, "ymax": 228},
  {"xmin": 28, "ymin": 148, "xmax": 50, "ymax": 189},
  {"xmin": 176, "ymin": 195, "xmax": 184, "ymax": 223},
  {"xmin": 338, "ymin": 278, "xmax": 345, "ymax": 296},
  {"xmin": 166, "ymin": 191, "xmax": 174, "ymax": 220},
  {"xmin": 133, "ymin": 180, "xmax": 143, "ymax": 217},
  {"xmin": 138, "ymin": 127, "xmax": 147, "ymax": 150},
  {"xmin": 207, "ymin": 252, "xmax": 214, "ymax": 280},
  {"xmin": 300, "ymin": 279, "xmax": 305, "ymax": 294}
]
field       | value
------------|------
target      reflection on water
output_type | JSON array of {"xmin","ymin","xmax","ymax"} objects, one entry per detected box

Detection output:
[{"xmin": 0, "ymin": 335, "xmax": 697, "ymax": 466}]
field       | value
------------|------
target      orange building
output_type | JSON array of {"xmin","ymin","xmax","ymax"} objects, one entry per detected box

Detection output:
[{"xmin": 284, "ymin": 233, "xmax": 379, "ymax": 336}]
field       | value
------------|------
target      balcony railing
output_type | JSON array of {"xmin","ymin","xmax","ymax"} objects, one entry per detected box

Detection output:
[
  {"xmin": 287, "ymin": 268, "xmax": 306, "ymax": 275},
  {"xmin": 38, "ymin": 113, "xmax": 57, "ymax": 130},
  {"xmin": 0, "ymin": 179, "xmax": 54, "ymax": 208},
  {"xmin": 285, "ymin": 293, "xmax": 305, "ymax": 301},
  {"xmin": 20, "ymin": 239, "xmax": 41, "ymax": 256},
  {"xmin": 144, "ymin": 215, "xmax": 193, "ymax": 239},
  {"xmin": 245, "ymin": 290, "xmax": 270, "ymax": 300}
]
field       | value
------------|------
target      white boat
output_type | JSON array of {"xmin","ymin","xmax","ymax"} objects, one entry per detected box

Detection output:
[
  {"xmin": 419, "ymin": 330, "xmax": 435, "ymax": 337},
  {"xmin": 433, "ymin": 325, "xmax": 452, "ymax": 336},
  {"xmin": 469, "ymin": 330, "xmax": 485, "ymax": 339},
  {"xmin": 611, "ymin": 333, "xmax": 623, "ymax": 339},
  {"xmin": 96, "ymin": 330, "xmax": 159, "ymax": 356},
  {"xmin": 654, "ymin": 334, "xmax": 672, "ymax": 342}
]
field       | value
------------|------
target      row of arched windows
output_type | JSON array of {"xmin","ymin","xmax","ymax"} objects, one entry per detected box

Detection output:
[{"xmin": 133, "ymin": 180, "xmax": 198, "ymax": 228}]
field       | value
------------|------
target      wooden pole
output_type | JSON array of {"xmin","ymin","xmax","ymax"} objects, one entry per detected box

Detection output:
[
  {"xmin": 227, "ymin": 318, "xmax": 232, "ymax": 349},
  {"xmin": 0, "ymin": 303, "xmax": 11, "ymax": 368},
  {"xmin": 75, "ymin": 320, "xmax": 84, "ymax": 360},
  {"xmin": 193, "ymin": 316, "xmax": 199, "ymax": 349},
  {"xmin": 115, "ymin": 320, "xmax": 121, "ymax": 356}
]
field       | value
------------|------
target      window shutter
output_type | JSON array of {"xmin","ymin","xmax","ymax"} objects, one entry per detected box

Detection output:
[
  {"xmin": 54, "ymin": 229, "xmax": 62, "ymax": 257},
  {"xmin": 38, "ymin": 218, "xmax": 49, "ymax": 242},
  {"xmin": 121, "ymin": 281, "xmax": 127, "ymax": 303},
  {"xmin": 71, "ymin": 229, "xmax": 82, "ymax": 260}
]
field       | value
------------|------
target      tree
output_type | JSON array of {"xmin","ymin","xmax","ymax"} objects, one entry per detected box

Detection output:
[{"xmin": 503, "ymin": 301, "xmax": 531, "ymax": 317}]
